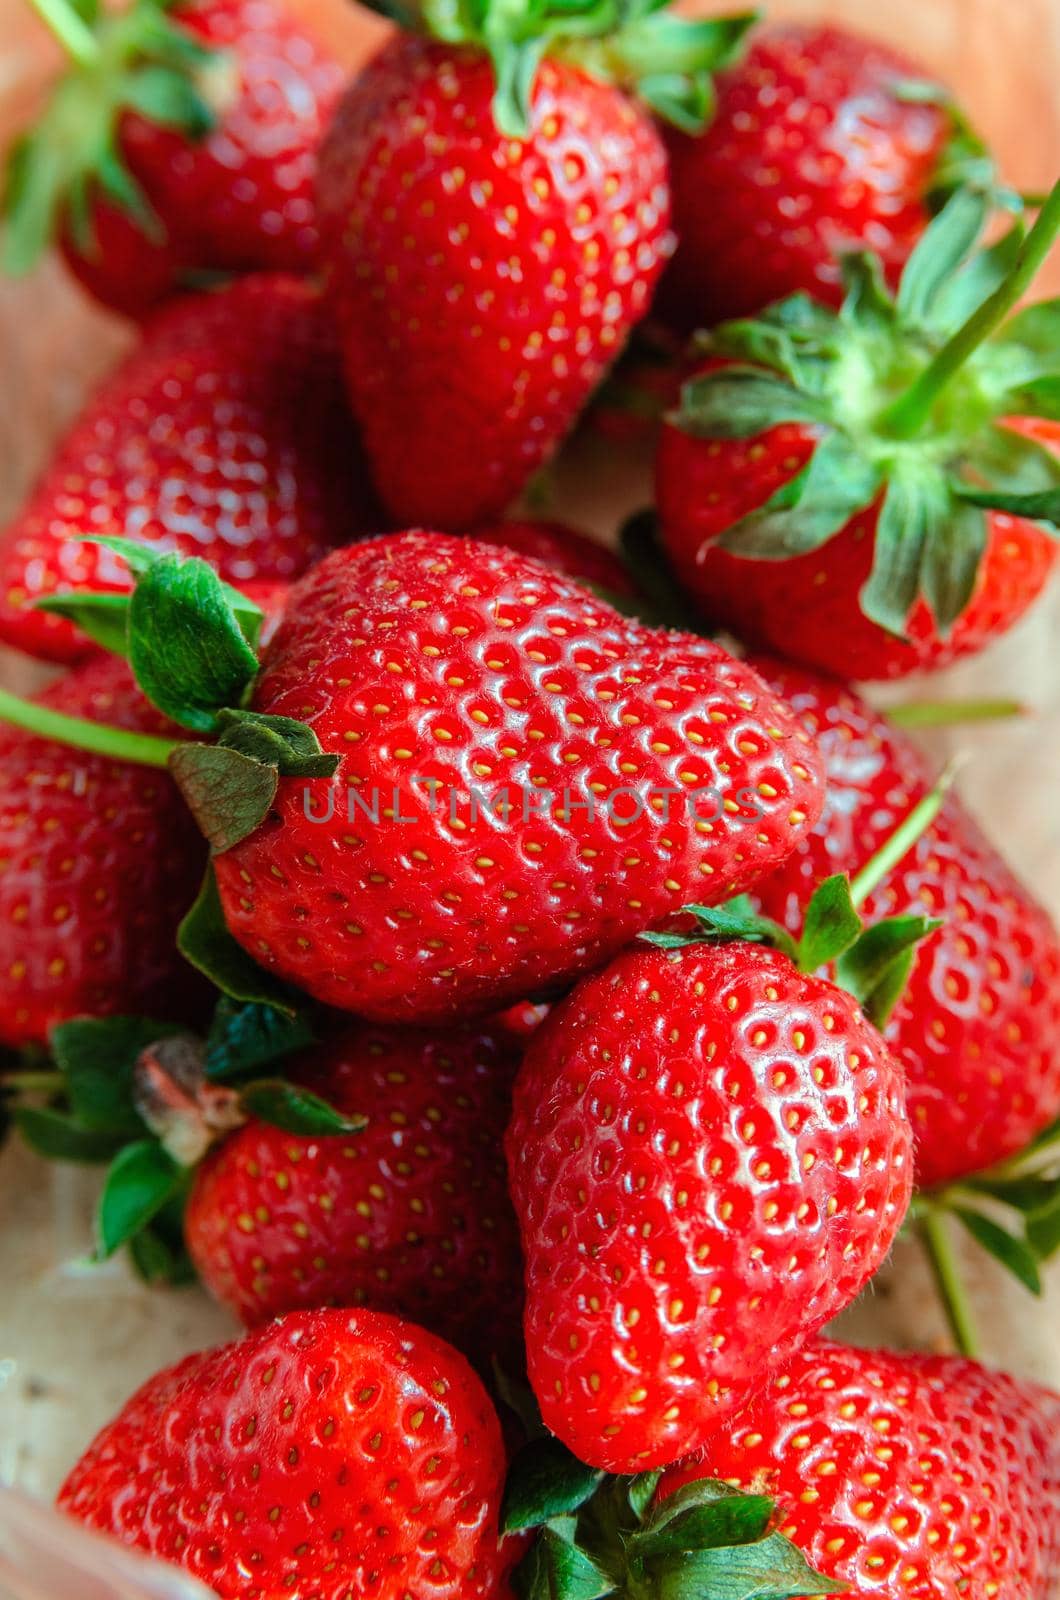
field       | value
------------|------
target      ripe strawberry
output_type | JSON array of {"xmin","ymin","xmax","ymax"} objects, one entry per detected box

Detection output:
[
  {"xmin": 506, "ymin": 926, "xmax": 913, "ymax": 1471},
  {"xmin": 315, "ymin": 11, "xmax": 755, "ymax": 527},
  {"xmin": 0, "ymin": 654, "xmax": 206, "ymax": 1049},
  {"xmin": 4, "ymin": 0, "xmax": 345, "ymax": 317},
  {"xmin": 660, "ymin": 1339, "xmax": 1060, "ymax": 1600},
  {"xmin": 185, "ymin": 1020, "xmax": 524, "ymax": 1367},
  {"xmin": 207, "ymin": 530, "xmax": 825, "ymax": 1022},
  {"xmin": 656, "ymin": 188, "xmax": 1060, "ymax": 680},
  {"xmin": 59, "ymin": 1307, "xmax": 517, "ymax": 1600},
  {"xmin": 751, "ymin": 658, "xmax": 1060, "ymax": 1193},
  {"xmin": 0, "ymin": 274, "xmax": 375, "ymax": 664},
  {"xmin": 468, "ymin": 520, "xmax": 634, "ymax": 596},
  {"xmin": 660, "ymin": 24, "xmax": 981, "ymax": 329}
]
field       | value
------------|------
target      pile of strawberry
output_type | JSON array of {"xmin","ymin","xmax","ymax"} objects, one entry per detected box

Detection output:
[{"xmin": 0, "ymin": 0, "xmax": 1059, "ymax": 1594}]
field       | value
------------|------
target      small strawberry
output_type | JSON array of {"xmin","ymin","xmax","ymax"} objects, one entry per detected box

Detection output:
[
  {"xmin": 59, "ymin": 1307, "xmax": 517, "ymax": 1600},
  {"xmin": 184, "ymin": 1019, "xmax": 524, "ymax": 1368},
  {"xmin": 0, "ymin": 274, "xmax": 375, "ymax": 664},
  {"xmin": 3, "ymin": 0, "xmax": 345, "ymax": 317},
  {"xmin": 315, "ymin": 10, "xmax": 755, "ymax": 526},
  {"xmin": 659, "ymin": 23, "xmax": 1001, "ymax": 329},
  {"xmin": 659, "ymin": 1339, "xmax": 1060, "ymax": 1600},
  {"xmin": 656, "ymin": 186, "xmax": 1060, "ymax": 680},
  {"xmin": 468, "ymin": 520, "xmax": 635, "ymax": 597},
  {"xmin": 506, "ymin": 872, "xmax": 922, "ymax": 1471},
  {"xmin": 0, "ymin": 654, "xmax": 207, "ymax": 1050}
]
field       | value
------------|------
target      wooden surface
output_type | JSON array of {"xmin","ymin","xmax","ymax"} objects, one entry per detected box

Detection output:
[{"xmin": 0, "ymin": 0, "xmax": 1058, "ymax": 1503}]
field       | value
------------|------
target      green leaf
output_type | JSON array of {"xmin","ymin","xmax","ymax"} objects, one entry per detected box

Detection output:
[
  {"xmin": 1027, "ymin": 1190, "xmax": 1060, "ymax": 1261},
  {"xmin": 128, "ymin": 552, "xmax": 260, "ymax": 732},
  {"xmin": 15, "ymin": 1106, "xmax": 125, "ymax": 1165},
  {"xmin": 998, "ymin": 298, "xmax": 1060, "ymax": 360},
  {"xmin": 51, "ymin": 1015, "xmax": 185, "ymax": 1135},
  {"xmin": 503, "ymin": 1439, "xmax": 607, "ymax": 1534},
  {"xmin": 35, "ymin": 590, "xmax": 132, "ymax": 657},
  {"xmin": 512, "ymin": 1525, "xmax": 614, "ymax": 1600},
  {"xmin": 897, "ymin": 186, "xmax": 990, "ymax": 326},
  {"xmin": 637, "ymin": 73, "xmax": 714, "ymax": 136},
  {"xmin": 718, "ymin": 433, "xmax": 882, "ymax": 560},
  {"xmin": 128, "ymin": 1193, "xmax": 196, "ymax": 1286},
  {"xmin": 631, "ymin": 1482, "xmax": 773, "ymax": 1562},
  {"xmin": 214, "ymin": 710, "xmax": 341, "ymax": 780},
  {"xmin": 238, "ymin": 1079, "xmax": 366, "ymax": 1137},
  {"xmin": 648, "ymin": 1531, "xmax": 843, "ymax": 1600},
  {"xmin": 930, "ymin": 222, "xmax": 1026, "ymax": 334},
  {"xmin": 204, "ymin": 998, "xmax": 314, "ymax": 1083},
  {"xmin": 954, "ymin": 1208, "xmax": 1042, "ymax": 1295},
  {"xmin": 169, "ymin": 743, "xmax": 280, "ymax": 853},
  {"xmin": 627, "ymin": 1473, "xmax": 662, "ymax": 1523},
  {"xmin": 840, "ymin": 251, "xmax": 896, "ymax": 331},
  {"xmin": 640, "ymin": 898, "xmax": 798, "ymax": 961},
  {"xmin": 121, "ymin": 63, "xmax": 213, "ymax": 137},
  {"xmin": 859, "ymin": 471, "xmax": 942, "ymax": 638},
  {"xmin": 1005, "ymin": 375, "xmax": 1060, "ymax": 421},
  {"xmin": 96, "ymin": 1140, "xmax": 184, "ymax": 1258},
  {"xmin": 487, "ymin": 38, "xmax": 548, "ymax": 137},
  {"xmin": 177, "ymin": 868, "xmax": 300, "ymax": 1015},
  {"xmin": 796, "ymin": 874, "xmax": 862, "ymax": 972},
  {"xmin": 950, "ymin": 484, "xmax": 1060, "ymax": 526},
  {"xmin": 920, "ymin": 497, "xmax": 989, "ymax": 633},
  {"xmin": 675, "ymin": 366, "xmax": 832, "ymax": 440},
  {"xmin": 836, "ymin": 915, "xmax": 941, "ymax": 1030}
]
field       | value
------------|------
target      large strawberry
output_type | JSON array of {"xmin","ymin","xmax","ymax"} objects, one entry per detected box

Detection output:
[
  {"xmin": 656, "ymin": 186, "xmax": 1060, "ymax": 679},
  {"xmin": 59, "ymin": 1307, "xmax": 517, "ymax": 1599},
  {"xmin": 3, "ymin": 0, "xmax": 345, "ymax": 317},
  {"xmin": 0, "ymin": 654, "xmax": 206, "ymax": 1050},
  {"xmin": 468, "ymin": 520, "xmax": 635, "ymax": 597},
  {"xmin": 315, "ymin": 8, "xmax": 755, "ymax": 527},
  {"xmin": 506, "ymin": 875, "xmax": 921, "ymax": 1472},
  {"xmin": 0, "ymin": 274, "xmax": 374, "ymax": 664},
  {"xmin": 659, "ymin": 23, "xmax": 1002, "ymax": 330}
]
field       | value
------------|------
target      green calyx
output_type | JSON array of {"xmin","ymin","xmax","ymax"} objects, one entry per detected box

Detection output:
[
  {"xmin": 503, "ymin": 1437, "xmax": 840, "ymax": 1600},
  {"xmin": 641, "ymin": 775, "xmax": 951, "ymax": 1031},
  {"xmin": 674, "ymin": 178, "xmax": 1060, "ymax": 642},
  {"xmin": 14, "ymin": 1002, "xmax": 362, "ymax": 1285},
  {"xmin": 3, "ymin": 0, "xmax": 227, "ymax": 274},
  {"xmin": 360, "ymin": 0, "xmax": 757, "ymax": 136}
]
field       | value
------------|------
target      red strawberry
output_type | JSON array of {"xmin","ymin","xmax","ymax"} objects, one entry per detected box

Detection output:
[
  {"xmin": 659, "ymin": 24, "xmax": 966, "ymax": 330},
  {"xmin": 0, "ymin": 654, "xmax": 206, "ymax": 1049},
  {"xmin": 315, "ymin": 10, "xmax": 754, "ymax": 528},
  {"xmin": 59, "ymin": 1307, "xmax": 517, "ymax": 1600},
  {"xmin": 506, "ymin": 932, "xmax": 913, "ymax": 1471},
  {"xmin": 5, "ymin": 0, "xmax": 345, "ymax": 317},
  {"xmin": 751, "ymin": 658, "xmax": 1060, "ymax": 1192},
  {"xmin": 660, "ymin": 1339, "xmax": 1060, "ymax": 1600},
  {"xmin": 208, "ymin": 530, "xmax": 825, "ymax": 1022},
  {"xmin": 185, "ymin": 1021, "xmax": 524, "ymax": 1368},
  {"xmin": 0, "ymin": 274, "xmax": 375, "ymax": 664},
  {"xmin": 656, "ymin": 185, "xmax": 1060, "ymax": 680},
  {"xmin": 468, "ymin": 520, "xmax": 634, "ymax": 595}
]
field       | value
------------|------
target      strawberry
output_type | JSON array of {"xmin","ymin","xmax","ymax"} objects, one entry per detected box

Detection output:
[
  {"xmin": 659, "ymin": 1339, "xmax": 1060, "ymax": 1600},
  {"xmin": 468, "ymin": 520, "xmax": 635, "ymax": 596},
  {"xmin": 506, "ymin": 881, "xmax": 919, "ymax": 1472},
  {"xmin": 0, "ymin": 274, "xmax": 375, "ymax": 664},
  {"xmin": 199, "ymin": 530, "xmax": 825, "ymax": 1021},
  {"xmin": 656, "ymin": 186, "xmax": 1060, "ymax": 680},
  {"xmin": 58, "ymin": 1307, "xmax": 517, "ymax": 1600},
  {"xmin": 0, "ymin": 654, "xmax": 206, "ymax": 1050},
  {"xmin": 315, "ymin": 10, "xmax": 755, "ymax": 527},
  {"xmin": 3, "ymin": 0, "xmax": 345, "ymax": 317},
  {"xmin": 659, "ymin": 23, "xmax": 995, "ymax": 330},
  {"xmin": 184, "ymin": 1019, "xmax": 524, "ymax": 1368}
]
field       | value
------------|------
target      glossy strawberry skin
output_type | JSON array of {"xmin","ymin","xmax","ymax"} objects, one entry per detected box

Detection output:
[
  {"xmin": 0, "ymin": 655, "xmax": 207, "ymax": 1049},
  {"xmin": 506, "ymin": 942, "xmax": 912, "ymax": 1472},
  {"xmin": 0, "ymin": 275, "xmax": 376, "ymax": 664},
  {"xmin": 656, "ymin": 406, "xmax": 1059, "ymax": 680},
  {"xmin": 185, "ymin": 1022, "xmax": 524, "ymax": 1368},
  {"xmin": 468, "ymin": 520, "xmax": 634, "ymax": 595},
  {"xmin": 316, "ymin": 37, "xmax": 673, "ymax": 527},
  {"xmin": 59, "ymin": 1308, "xmax": 516, "ymax": 1600},
  {"xmin": 62, "ymin": 0, "xmax": 346, "ymax": 317},
  {"xmin": 212, "ymin": 531, "xmax": 825, "ymax": 1023},
  {"xmin": 660, "ymin": 24, "xmax": 950, "ymax": 330},
  {"xmin": 661, "ymin": 1339, "xmax": 1060, "ymax": 1600},
  {"xmin": 751, "ymin": 658, "xmax": 1060, "ymax": 1190}
]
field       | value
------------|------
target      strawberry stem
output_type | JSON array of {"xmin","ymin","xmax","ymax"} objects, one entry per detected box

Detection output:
[
  {"xmin": 848, "ymin": 763, "xmax": 958, "ymax": 910},
  {"xmin": 25, "ymin": 0, "xmax": 100, "ymax": 68},
  {"xmin": 880, "ymin": 177, "xmax": 1060, "ymax": 440},
  {"xmin": 0, "ymin": 686, "xmax": 179, "ymax": 769},
  {"xmin": 919, "ymin": 1208, "xmax": 982, "ymax": 1359},
  {"xmin": 887, "ymin": 698, "xmax": 1024, "ymax": 728}
]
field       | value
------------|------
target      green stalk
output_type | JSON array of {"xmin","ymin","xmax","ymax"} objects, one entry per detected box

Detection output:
[
  {"xmin": 919, "ymin": 1208, "xmax": 982, "ymax": 1359},
  {"xmin": 848, "ymin": 763, "xmax": 958, "ymax": 909},
  {"xmin": 888, "ymin": 698, "xmax": 1024, "ymax": 728},
  {"xmin": 0, "ymin": 687, "xmax": 179, "ymax": 769},
  {"xmin": 2, "ymin": 1069, "xmax": 64, "ymax": 1094},
  {"xmin": 25, "ymin": 0, "xmax": 100, "ymax": 67},
  {"xmin": 881, "ymin": 177, "xmax": 1060, "ymax": 440}
]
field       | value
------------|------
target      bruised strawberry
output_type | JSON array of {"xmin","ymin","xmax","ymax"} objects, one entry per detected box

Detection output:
[{"xmin": 0, "ymin": 275, "xmax": 374, "ymax": 663}]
